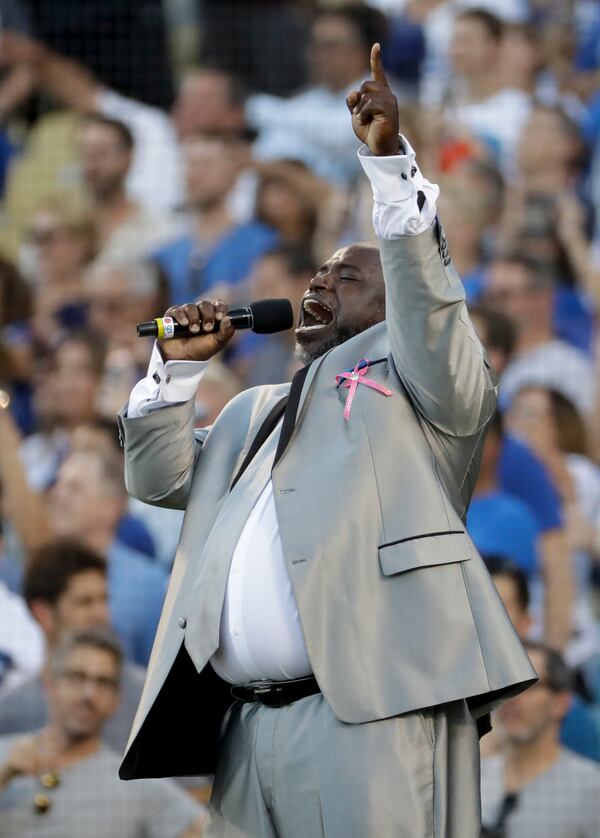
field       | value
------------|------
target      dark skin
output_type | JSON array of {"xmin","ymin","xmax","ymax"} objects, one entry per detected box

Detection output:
[{"xmin": 158, "ymin": 44, "xmax": 400, "ymax": 364}]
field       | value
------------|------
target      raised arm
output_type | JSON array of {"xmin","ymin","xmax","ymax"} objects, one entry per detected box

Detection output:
[{"xmin": 348, "ymin": 45, "xmax": 496, "ymax": 437}]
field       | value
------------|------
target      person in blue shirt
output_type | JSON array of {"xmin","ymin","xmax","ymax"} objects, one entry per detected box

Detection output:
[
  {"xmin": 47, "ymin": 448, "xmax": 167, "ymax": 666},
  {"xmin": 154, "ymin": 131, "xmax": 278, "ymax": 305},
  {"xmin": 468, "ymin": 412, "xmax": 540, "ymax": 577},
  {"xmin": 470, "ymin": 304, "xmax": 573, "ymax": 651}
]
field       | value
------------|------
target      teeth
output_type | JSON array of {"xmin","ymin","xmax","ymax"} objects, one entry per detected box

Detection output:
[
  {"xmin": 302, "ymin": 299, "xmax": 332, "ymax": 325},
  {"xmin": 295, "ymin": 324, "xmax": 327, "ymax": 333}
]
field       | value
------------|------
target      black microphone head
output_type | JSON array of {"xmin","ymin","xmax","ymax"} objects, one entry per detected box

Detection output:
[{"xmin": 249, "ymin": 299, "xmax": 294, "ymax": 334}]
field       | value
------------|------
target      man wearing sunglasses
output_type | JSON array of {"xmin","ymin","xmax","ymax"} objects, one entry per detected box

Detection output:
[{"xmin": 0, "ymin": 628, "xmax": 204, "ymax": 838}]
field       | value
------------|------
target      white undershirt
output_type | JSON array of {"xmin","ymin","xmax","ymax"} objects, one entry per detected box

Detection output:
[{"xmin": 127, "ymin": 139, "xmax": 439, "ymax": 683}]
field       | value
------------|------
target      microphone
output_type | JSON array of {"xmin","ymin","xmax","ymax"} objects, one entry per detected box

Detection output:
[{"xmin": 136, "ymin": 298, "xmax": 294, "ymax": 339}]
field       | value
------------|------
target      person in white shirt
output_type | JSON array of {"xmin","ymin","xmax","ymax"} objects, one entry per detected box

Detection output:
[
  {"xmin": 419, "ymin": 0, "xmax": 528, "ymax": 108},
  {"xmin": 79, "ymin": 115, "xmax": 176, "ymax": 263},
  {"xmin": 444, "ymin": 8, "xmax": 531, "ymax": 178},
  {"xmin": 247, "ymin": 4, "xmax": 388, "ymax": 186},
  {"xmin": 0, "ymin": 581, "xmax": 44, "ymax": 699}
]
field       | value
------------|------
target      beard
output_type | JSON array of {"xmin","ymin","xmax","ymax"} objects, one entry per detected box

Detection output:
[
  {"xmin": 294, "ymin": 303, "xmax": 385, "ymax": 365},
  {"xmin": 294, "ymin": 323, "xmax": 368, "ymax": 365}
]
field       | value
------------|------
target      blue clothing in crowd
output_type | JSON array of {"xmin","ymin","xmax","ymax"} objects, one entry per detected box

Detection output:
[
  {"xmin": 561, "ymin": 696, "xmax": 600, "ymax": 763},
  {"xmin": 107, "ymin": 540, "xmax": 167, "ymax": 667},
  {"xmin": 467, "ymin": 490, "xmax": 540, "ymax": 577},
  {"xmin": 153, "ymin": 223, "xmax": 279, "ymax": 306},
  {"xmin": 498, "ymin": 436, "xmax": 563, "ymax": 533},
  {"xmin": 464, "ymin": 273, "xmax": 594, "ymax": 356}
]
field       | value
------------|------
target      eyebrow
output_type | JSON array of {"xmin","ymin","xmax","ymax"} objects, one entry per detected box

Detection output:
[{"xmin": 336, "ymin": 262, "xmax": 361, "ymax": 272}]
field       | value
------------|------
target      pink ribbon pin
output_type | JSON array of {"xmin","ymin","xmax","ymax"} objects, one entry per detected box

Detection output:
[{"xmin": 335, "ymin": 358, "xmax": 392, "ymax": 421}]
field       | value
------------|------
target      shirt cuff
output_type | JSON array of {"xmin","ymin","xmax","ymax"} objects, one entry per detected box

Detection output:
[
  {"xmin": 358, "ymin": 134, "xmax": 425, "ymax": 203},
  {"xmin": 127, "ymin": 343, "xmax": 209, "ymax": 419},
  {"xmin": 357, "ymin": 134, "xmax": 439, "ymax": 239}
]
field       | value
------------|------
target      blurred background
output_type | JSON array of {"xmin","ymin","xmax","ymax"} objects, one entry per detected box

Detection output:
[{"xmin": 1, "ymin": 1, "xmax": 600, "ymax": 835}]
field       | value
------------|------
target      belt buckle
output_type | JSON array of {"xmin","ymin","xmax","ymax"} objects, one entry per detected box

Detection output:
[{"xmin": 250, "ymin": 681, "xmax": 287, "ymax": 707}]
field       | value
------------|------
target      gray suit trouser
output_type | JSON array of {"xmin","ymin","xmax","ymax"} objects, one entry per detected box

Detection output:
[{"xmin": 204, "ymin": 694, "xmax": 481, "ymax": 838}]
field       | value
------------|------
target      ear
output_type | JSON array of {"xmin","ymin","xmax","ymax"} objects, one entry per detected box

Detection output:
[{"xmin": 28, "ymin": 600, "xmax": 56, "ymax": 637}]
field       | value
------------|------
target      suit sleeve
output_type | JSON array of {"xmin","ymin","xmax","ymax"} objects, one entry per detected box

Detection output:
[
  {"xmin": 118, "ymin": 398, "xmax": 209, "ymax": 510},
  {"xmin": 380, "ymin": 226, "xmax": 497, "ymax": 437}
]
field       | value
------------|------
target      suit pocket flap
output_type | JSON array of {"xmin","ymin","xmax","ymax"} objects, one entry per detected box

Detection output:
[{"xmin": 378, "ymin": 531, "xmax": 472, "ymax": 577}]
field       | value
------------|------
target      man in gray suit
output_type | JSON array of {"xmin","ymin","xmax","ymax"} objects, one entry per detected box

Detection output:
[{"xmin": 118, "ymin": 45, "xmax": 536, "ymax": 837}]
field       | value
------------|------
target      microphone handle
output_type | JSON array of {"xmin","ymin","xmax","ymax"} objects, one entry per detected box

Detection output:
[{"xmin": 137, "ymin": 308, "xmax": 252, "ymax": 339}]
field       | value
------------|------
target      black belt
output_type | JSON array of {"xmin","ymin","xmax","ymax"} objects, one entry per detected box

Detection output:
[{"xmin": 230, "ymin": 675, "xmax": 321, "ymax": 708}]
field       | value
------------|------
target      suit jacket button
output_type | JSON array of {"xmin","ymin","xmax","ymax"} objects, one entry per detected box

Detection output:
[{"xmin": 178, "ymin": 616, "xmax": 187, "ymax": 629}]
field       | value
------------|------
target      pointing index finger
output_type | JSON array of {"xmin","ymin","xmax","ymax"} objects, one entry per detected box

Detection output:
[{"xmin": 370, "ymin": 42, "xmax": 388, "ymax": 85}]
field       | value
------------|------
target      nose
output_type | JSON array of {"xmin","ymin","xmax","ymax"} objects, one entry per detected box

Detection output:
[{"xmin": 308, "ymin": 269, "xmax": 333, "ymax": 291}]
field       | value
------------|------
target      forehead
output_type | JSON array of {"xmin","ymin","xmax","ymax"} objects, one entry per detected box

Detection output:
[
  {"xmin": 312, "ymin": 15, "xmax": 358, "ymax": 42},
  {"xmin": 488, "ymin": 262, "xmax": 529, "ymax": 287},
  {"xmin": 329, "ymin": 245, "xmax": 382, "ymax": 276},
  {"xmin": 64, "ymin": 645, "xmax": 117, "ymax": 675},
  {"xmin": 63, "ymin": 569, "xmax": 106, "ymax": 597},
  {"xmin": 80, "ymin": 123, "xmax": 122, "ymax": 149},
  {"xmin": 60, "ymin": 453, "xmax": 99, "ymax": 482}
]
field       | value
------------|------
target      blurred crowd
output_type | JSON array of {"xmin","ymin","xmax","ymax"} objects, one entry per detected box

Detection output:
[{"xmin": 1, "ymin": 0, "xmax": 600, "ymax": 835}]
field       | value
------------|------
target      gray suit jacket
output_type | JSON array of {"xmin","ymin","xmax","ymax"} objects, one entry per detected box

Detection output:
[{"xmin": 118, "ymin": 223, "xmax": 536, "ymax": 779}]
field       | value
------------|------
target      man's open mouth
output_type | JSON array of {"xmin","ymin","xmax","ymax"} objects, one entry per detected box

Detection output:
[{"xmin": 295, "ymin": 297, "xmax": 334, "ymax": 336}]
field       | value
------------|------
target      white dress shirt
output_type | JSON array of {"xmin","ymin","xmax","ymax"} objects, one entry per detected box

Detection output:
[{"xmin": 127, "ymin": 138, "xmax": 439, "ymax": 683}]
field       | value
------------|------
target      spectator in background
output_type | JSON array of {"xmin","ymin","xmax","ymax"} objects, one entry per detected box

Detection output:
[
  {"xmin": 171, "ymin": 67, "xmax": 263, "ymax": 226},
  {"xmin": 498, "ymin": 106, "xmax": 597, "ymax": 353},
  {"xmin": 485, "ymin": 556, "xmax": 600, "ymax": 764},
  {"xmin": 436, "ymin": 162, "xmax": 504, "ymax": 302},
  {"xmin": 0, "ymin": 580, "xmax": 44, "ymax": 700},
  {"xmin": 193, "ymin": 361, "xmax": 243, "ymax": 429},
  {"xmin": 481, "ymin": 642, "xmax": 600, "ymax": 838},
  {"xmin": 19, "ymin": 331, "xmax": 105, "ymax": 492},
  {"xmin": 234, "ymin": 245, "xmax": 317, "ymax": 388},
  {"xmin": 246, "ymin": 3, "xmax": 388, "ymax": 185},
  {"xmin": 446, "ymin": 9, "xmax": 531, "ymax": 177},
  {"xmin": 0, "ymin": 30, "xmax": 182, "ymax": 215},
  {"xmin": 153, "ymin": 131, "xmax": 278, "ymax": 306},
  {"xmin": 506, "ymin": 385, "xmax": 600, "ymax": 667},
  {"xmin": 0, "ymin": 629, "xmax": 204, "ymax": 838},
  {"xmin": 86, "ymin": 260, "xmax": 167, "ymax": 417},
  {"xmin": 417, "ymin": 0, "xmax": 528, "ymax": 108},
  {"xmin": 172, "ymin": 69, "xmax": 247, "ymax": 140},
  {"xmin": 47, "ymin": 447, "xmax": 167, "ymax": 666},
  {"xmin": 469, "ymin": 303, "xmax": 516, "ymax": 377},
  {"xmin": 484, "ymin": 255, "xmax": 594, "ymax": 415},
  {"xmin": 255, "ymin": 160, "xmax": 331, "ymax": 254},
  {"xmin": 22, "ymin": 197, "xmax": 97, "ymax": 342},
  {"xmin": 0, "ymin": 256, "xmax": 34, "ymax": 435},
  {"xmin": 484, "ymin": 556, "xmax": 532, "ymax": 639},
  {"xmin": 468, "ymin": 412, "xmax": 540, "ymax": 578},
  {"xmin": 0, "ymin": 540, "xmax": 145, "ymax": 754},
  {"xmin": 79, "ymin": 115, "xmax": 175, "ymax": 263},
  {"xmin": 470, "ymin": 303, "xmax": 574, "ymax": 653}
]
